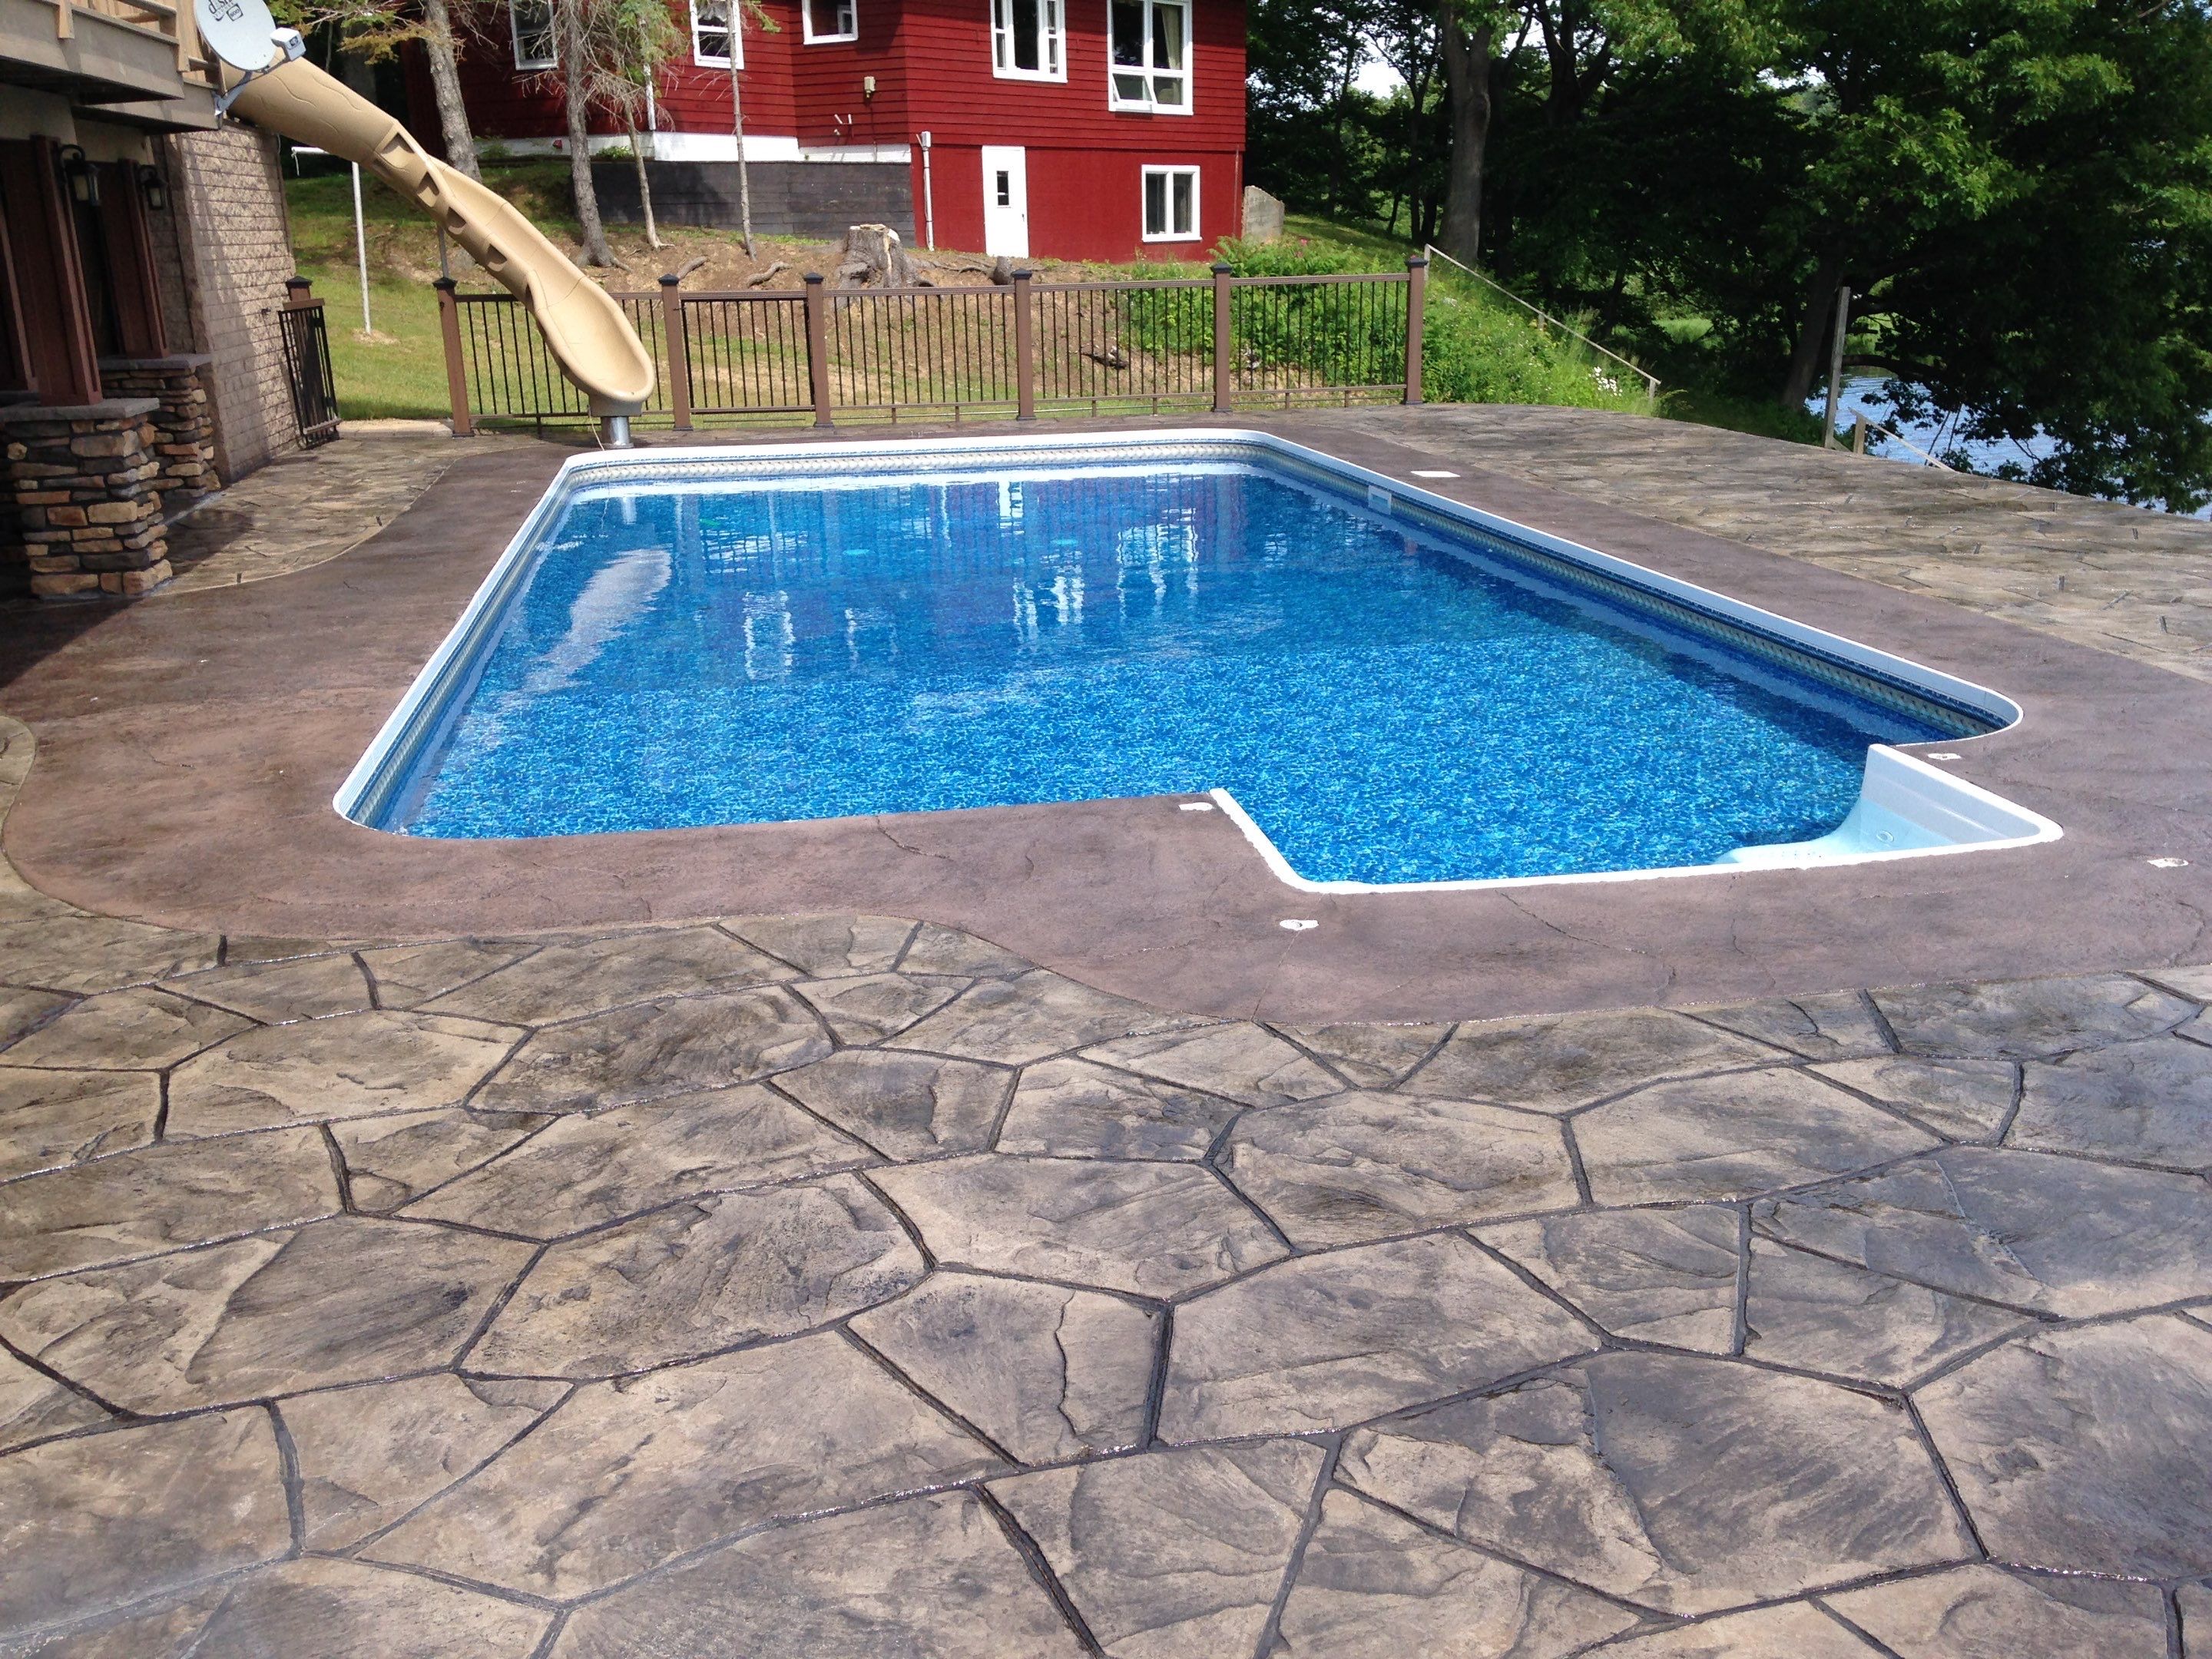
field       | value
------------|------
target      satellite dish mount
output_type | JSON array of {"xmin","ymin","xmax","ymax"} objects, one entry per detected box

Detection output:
[{"xmin": 197, "ymin": 0, "xmax": 306, "ymax": 112}]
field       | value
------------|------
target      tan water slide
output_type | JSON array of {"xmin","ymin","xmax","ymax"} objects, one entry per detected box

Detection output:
[{"xmin": 224, "ymin": 57, "xmax": 656, "ymax": 424}]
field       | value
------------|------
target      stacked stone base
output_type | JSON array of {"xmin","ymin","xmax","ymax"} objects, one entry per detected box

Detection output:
[
  {"xmin": 0, "ymin": 400, "xmax": 173, "ymax": 601},
  {"xmin": 100, "ymin": 356, "xmax": 220, "ymax": 516}
]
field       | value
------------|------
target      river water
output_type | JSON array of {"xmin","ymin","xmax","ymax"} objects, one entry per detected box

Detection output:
[{"xmin": 1807, "ymin": 375, "xmax": 2211, "ymax": 522}]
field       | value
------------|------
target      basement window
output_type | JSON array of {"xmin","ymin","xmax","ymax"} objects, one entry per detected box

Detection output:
[
  {"xmin": 805, "ymin": 0, "xmax": 858, "ymax": 41},
  {"xmin": 509, "ymin": 0, "xmax": 555, "ymax": 69},
  {"xmin": 991, "ymin": 0, "xmax": 1065, "ymax": 80},
  {"xmin": 691, "ymin": 0, "xmax": 740, "ymax": 66},
  {"xmin": 1110, "ymin": 0, "xmax": 1190, "ymax": 112},
  {"xmin": 1141, "ymin": 165, "xmax": 1198, "ymax": 240}
]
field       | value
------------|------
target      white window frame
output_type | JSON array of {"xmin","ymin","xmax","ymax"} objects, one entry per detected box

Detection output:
[
  {"xmin": 990, "ymin": 0, "xmax": 1065, "ymax": 82},
  {"xmin": 802, "ymin": 0, "xmax": 859, "ymax": 42},
  {"xmin": 1108, "ymin": 0, "xmax": 1192, "ymax": 114},
  {"xmin": 690, "ymin": 0, "xmax": 741, "ymax": 67},
  {"xmin": 509, "ymin": 0, "xmax": 555, "ymax": 70},
  {"xmin": 1140, "ymin": 164, "xmax": 1199, "ymax": 241}
]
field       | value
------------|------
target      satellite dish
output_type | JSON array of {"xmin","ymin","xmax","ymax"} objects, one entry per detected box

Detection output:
[{"xmin": 194, "ymin": 0, "xmax": 282, "ymax": 72}]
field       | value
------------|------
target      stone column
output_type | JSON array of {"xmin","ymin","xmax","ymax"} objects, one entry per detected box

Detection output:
[
  {"xmin": 98, "ymin": 356, "xmax": 220, "ymax": 515},
  {"xmin": 0, "ymin": 399, "xmax": 173, "ymax": 601}
]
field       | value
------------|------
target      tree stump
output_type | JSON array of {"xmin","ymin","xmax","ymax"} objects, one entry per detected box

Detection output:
[{"xmin": 835, "ymin": 224, "xmax": 919, "ymax": 287}]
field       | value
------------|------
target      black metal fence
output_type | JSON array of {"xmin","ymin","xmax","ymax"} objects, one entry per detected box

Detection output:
[
  {"xmin": 435, "ymin": 259, "xmax": 1426, "ymax": 433},
  {"xmin": 274, "ymin": 280, "xmax": 342, "ymax": 448}
]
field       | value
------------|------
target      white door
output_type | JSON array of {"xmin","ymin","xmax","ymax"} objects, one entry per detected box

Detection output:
[{"xmin": 981, "ymin": 146, "xmax": 1029, "ymax": 258}]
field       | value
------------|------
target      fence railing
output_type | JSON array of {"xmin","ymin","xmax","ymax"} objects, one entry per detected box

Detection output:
[{"xmin": 434, "ymin": 257, "xmax": 1427, "ymax": 435}]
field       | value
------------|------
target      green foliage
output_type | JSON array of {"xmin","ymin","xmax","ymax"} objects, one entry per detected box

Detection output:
[
  {"xmin": 585, "ymin": 0, "xmax": 686, "ymax": 123},
  {"xmin": 1115, "ymin": 278, "xmax": 1211, "ymax": 357},
  {"xmin": 1249, "ymin": 0, "xmax": 2212, "ymax": 505},
  {"xmin": 1422, "ymin": 291, "xmax": 1655, "ymax": 412},
  {"xmin": 1216, "ymin": 233, "xmax": 1654, "ymax": 412}
]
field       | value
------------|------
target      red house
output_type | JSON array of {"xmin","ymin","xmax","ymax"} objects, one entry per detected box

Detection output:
[{"xmin": 415, "ymin": 0, "xmax": 1247, "ymax": 263}]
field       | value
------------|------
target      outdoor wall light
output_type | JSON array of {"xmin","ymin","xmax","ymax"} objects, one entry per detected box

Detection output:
[
  {"xmin": 56, "ymin": 145, "xmax": 99, "ymax": 207},
  {"xmin": 137, "ymin": 164, "xmax": 168, "ymax": 211}
]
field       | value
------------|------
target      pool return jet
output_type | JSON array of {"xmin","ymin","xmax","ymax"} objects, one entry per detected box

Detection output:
[{"xmin": 194, "ymin": 0, "xmax": 655, "ymax": 445}]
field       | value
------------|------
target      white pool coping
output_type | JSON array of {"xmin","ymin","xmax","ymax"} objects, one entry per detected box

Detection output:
[{"xmin": 336, "ymin": 428, "xmax": 2061, "ymax": 889}]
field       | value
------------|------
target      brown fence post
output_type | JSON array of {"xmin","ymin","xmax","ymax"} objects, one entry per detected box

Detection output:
[
  {"xmin": 1403, "ymin": 255, "xmax": 1428, "ymax": 406},
  {"xmin": 803, "ymin": 273, "xmax": 834, "ymax": 429},
  {"xmin": 1012, "ymin": 269, "xmax": 1037, "ymax": 421},
  {"xmin": 1211, "ymin": 262, "xmax": 1234, "ymax": 415},
  {"xmin": 433, "ymin": 278, "xmax": 474, "ymax": 438},
  {"xmin": 658, "ymin": 274, "xmax": 694, "ymax": 433}
]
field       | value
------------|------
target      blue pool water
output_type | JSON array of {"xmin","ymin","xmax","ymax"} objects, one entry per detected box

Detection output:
[{"xmin": 388, "ymin": 456, "xmax": 1974, "ymax": 883}]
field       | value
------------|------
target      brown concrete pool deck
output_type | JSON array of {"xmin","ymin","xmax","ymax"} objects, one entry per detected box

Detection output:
[
  {"xmin": 0, "ymin": 410, "xmax": 2208, "ymax": 1025},
  {"xmin": 3, "ymin": 415, "xmax": 2212, "ymax": 1657}
]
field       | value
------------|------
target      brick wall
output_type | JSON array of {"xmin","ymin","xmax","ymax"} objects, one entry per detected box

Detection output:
[{"xmin": 160, "ymin": 127, "xmax": 300, "ymax": 481}]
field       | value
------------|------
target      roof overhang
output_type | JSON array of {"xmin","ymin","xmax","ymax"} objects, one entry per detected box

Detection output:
[{"xmin": 0, "ymin": 0, "xmax": 217, "ymax": 124}]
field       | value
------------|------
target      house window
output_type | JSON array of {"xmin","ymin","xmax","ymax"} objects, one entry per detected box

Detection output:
[
  {"xmin": 804, "ymin": 0, "xmax": 858, "ymax": 41},
  {"xmin": 1141, "ymin": 165, "xmax": 1198, "ymax": 240},
  {"xmin": 991, "ymin": 0, "xmax": 1064, "ymax": 80},
  {"xmin": 691, "ymin": 0, "xmax": 740, "ymax": 66},
  {"xmin": 509, "ymin": 0, "xmax": 555, "ymax": 68},
  {"xmin": 1110, "ymin": 0, "xmax": 1190, "ymax": 111}
]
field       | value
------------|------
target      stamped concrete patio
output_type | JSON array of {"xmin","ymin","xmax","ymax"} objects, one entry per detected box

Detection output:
[
  {"xmin": 2, "ymin": 419, "xmax": 2211, "ymax": 1657},
  {"xmin": 2, "ymin": 720, "xmax": 2210, "ymax": 1655}
]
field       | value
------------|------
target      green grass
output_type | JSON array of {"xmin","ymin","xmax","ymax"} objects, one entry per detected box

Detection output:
[
  {"xmin": 288, "ymin": 160, "xmax": 575, "ymax": 420},
  {"xmin": 306, "ymin": 270, "xmax": 453, "ymax": 421},
  {"xmin": 1210, "ymin": 223, "xmax": 1659, "ymax": 416}
]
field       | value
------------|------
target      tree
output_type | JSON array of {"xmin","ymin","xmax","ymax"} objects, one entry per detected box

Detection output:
[
  {"xmin": 725, "ymin": 2, "xmax": 753, "ymax": 256},
  {"xmin": 681, "ymin": 0, "xmax": 779, "ymax": 257},
  {"xmin": 273, "ymin": 0, "xmax": 488, "ymax": 178},
  {"xmin": 553, "ymin": 0, "xmax": 614, "ymax": 266},
  {"xmin": 1243, "ymin": 0, "xmax": 1379, "ymax": 210},
  {"xmin": 588, "ymin": 0, "xmax": 684, "ymax": 249},
  {"xmin": 1244, "ymin": 0, "xmax": 2212, "ymax": 507},
  {"xmin": 1433, "ymin": 0, "xmax": 1495, "ymax": 263},
  {"xmin": 1798, "ymin": 0, "xmax": 2212, "ymax": 504},
  {"xmin": 1366, "ymin": 0, "xmax": 1445, "ymax": 239},
  {"xmin": 417, "ymin": 0, "xmax": 482, "ymax": 177}
]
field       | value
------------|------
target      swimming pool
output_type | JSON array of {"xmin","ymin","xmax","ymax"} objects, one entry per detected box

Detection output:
[{"xmin": 341, "ymin": 432, "xmax": 2058, "ymax": 889}]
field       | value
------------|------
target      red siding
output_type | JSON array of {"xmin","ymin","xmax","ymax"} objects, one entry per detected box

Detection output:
[
  {"xmin": 659, "ymin": 0, "xmax": 802, "ymax": 139},
  {"xmin": 432, "ymin": 2, "xmax": 805, "ymax": 143},
  {"xmin": 790, "ymin": 0, "xmax": 914, "ymax": 143},
  {"xmin": 410, "ymin": 0, "xmax": 1245, "ymax": 258},
  {"xmin": 926, "ymin": 144, "xmax": 1237, "ymax": 260},
  {"xmin": 891, "ymin": 0, "xmax": 1243, "ymax": 154}
]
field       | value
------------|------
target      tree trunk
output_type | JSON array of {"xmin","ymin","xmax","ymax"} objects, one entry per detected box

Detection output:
[
  {"xmin": 1395, "ymin": 46, "xmax": 1433, "ymax": 245},
  {"xmin": 419, "ymin": 0, "xmax": 479, "ymax": 180},
  {"xmin": 1780, "ymin": 256, "xmax": 1843, "ymax": 409},
  {"xmin": 727, "ymin": 17, "xmax": 755, "ymax": 258},
  {"xmin": 559, "ymin": 0, "xmax": 614, "ymax": 267},
  {"xmin": 627, "ymin": 114, "xmax": 662, "ymax": 249},
  {"xmin": 1435, "ymin": 1, "xmax": 1492, "ymax": 267}
]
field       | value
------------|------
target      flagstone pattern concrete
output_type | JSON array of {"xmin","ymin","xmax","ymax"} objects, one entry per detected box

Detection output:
[{"xmin": 0, "ymin": 730, "xmax": 2209, "ymax": 1654}]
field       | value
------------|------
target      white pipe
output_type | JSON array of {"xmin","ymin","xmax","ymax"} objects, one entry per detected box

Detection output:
[
  {"xmin": 918, "ymin": 128, "xmax": 935, "ymax": 250},
  {"xmin": 351, "ymin": 160, "xmax": 372, "ymax": 334}
]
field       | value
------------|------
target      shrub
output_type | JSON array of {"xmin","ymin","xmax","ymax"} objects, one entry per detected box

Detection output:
[{"xmin": 1217, "ymin": 239, "xmax": 1656, "ymax": 412}]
